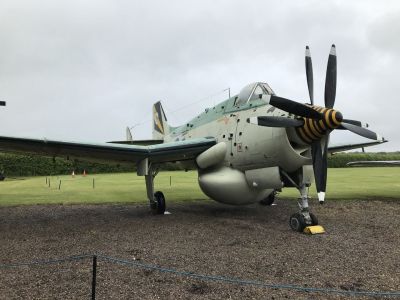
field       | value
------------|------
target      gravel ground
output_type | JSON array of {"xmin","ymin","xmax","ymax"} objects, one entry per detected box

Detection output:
[{"xmin": 0, "ymin": 198, "xmax": 399, "ymax": 299}]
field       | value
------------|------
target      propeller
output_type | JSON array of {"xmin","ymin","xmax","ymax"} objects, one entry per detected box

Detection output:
[
  {"xmin": 342, "ymin": 119, "xmax": 367, "ymax": 127},
  {"xmin": 312, "ymin": 136, "xmax": 329, "ymax": 203},
  {"xmin": 340, "ymin": 122, "xmax": 379, "ymax": 140},
  {"xmin": 248, "ymin": 44, "xmax": 382, "ymax": 204},
  {"xmin": 269, "ymin": 95, "xmax": 322, "ymax": 120},
  {"xmin": 311, "ymin": 44, "xmax": 337, "ymax": 203},
  {"xmin": 305, "ymin": 46, "xmax": 314, "ymax": 105},
  {"xmin": 247, "ymin": 116, "xmax": 304, "ymax": 128},
  {"xmin": 324, "ymin": 45, "xmax": 337, "ymax": 108}
]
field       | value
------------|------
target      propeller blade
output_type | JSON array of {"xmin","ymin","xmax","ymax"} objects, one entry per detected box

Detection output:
[
  {"xmin": 341, "ymin": 122, "xmax": 380, "ymax": 140},
  {"xmin": 247, "ymin": 116, "xmax": 304, "ymax": 128},
  {"xmin": 342, "ymin": 119, "xmax": 368, "ymax": 128},
  {"xmin": 324, "ymin": 44, "xmax": 337, "ymax": 108},
  {"xmin": 305, "ymin": 46, "xmax": 314, "ymax": 105},
  {"xmin": 269, "ymin": 95, "xmax": 322, "ymax": 120},
  {"xmin": 312, "ymin": 136, "xmax": 329, "ymax": 204}
]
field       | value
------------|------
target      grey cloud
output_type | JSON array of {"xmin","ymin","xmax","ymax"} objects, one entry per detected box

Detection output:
[{"xmin": 0, "ymin": 0, "xmax": 399, "ymax": 150}]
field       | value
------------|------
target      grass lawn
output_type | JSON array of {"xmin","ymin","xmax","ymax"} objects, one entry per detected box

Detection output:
[{"xmin": 0, "ymin": 168, "xmax": 398, "ymax": 206}]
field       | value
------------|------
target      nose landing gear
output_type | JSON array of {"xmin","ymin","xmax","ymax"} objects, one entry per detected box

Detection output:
[
  {"xmin": 289, "ymin": 211, "xmax": 318, "ymax": 232},
  {"xmin": 290, "ymin": 184, "xmax": 323, "ymax": 233}
]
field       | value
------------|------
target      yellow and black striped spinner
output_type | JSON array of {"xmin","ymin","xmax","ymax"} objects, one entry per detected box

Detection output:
[{"xmin": 296, "ymin": 105, "xmax": 343, "ymax": 144}]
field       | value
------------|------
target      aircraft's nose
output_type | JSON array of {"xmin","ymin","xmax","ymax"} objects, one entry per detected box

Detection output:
[{"xmin": 333, "ymin": 110, "xmax": 343, "ymax": 124}]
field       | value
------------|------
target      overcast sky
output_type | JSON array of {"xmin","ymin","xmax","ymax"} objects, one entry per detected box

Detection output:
[{"xmin": 0, "ymin": 0, "xmax": 399, "ymax": 151}]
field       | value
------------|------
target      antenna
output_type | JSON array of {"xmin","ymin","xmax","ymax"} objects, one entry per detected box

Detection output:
[{"xmin": 223, "ymin": 88, "xmax": 231, "ymax": 99}]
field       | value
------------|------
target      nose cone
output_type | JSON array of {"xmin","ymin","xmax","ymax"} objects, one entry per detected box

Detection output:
[{"xmin": 334, "ymin": 110, "xmax": 343, "ymax": 123}]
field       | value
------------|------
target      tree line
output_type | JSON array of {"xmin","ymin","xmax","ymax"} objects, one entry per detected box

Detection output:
[{"xmin": 0, "ymin": 152, "xmax": 399, "ymax": 177}]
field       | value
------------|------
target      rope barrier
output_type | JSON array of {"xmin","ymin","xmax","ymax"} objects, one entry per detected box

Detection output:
[
  {"xmin": 1, "ymin": 253, "xmax": 400, "ymax": 298},
  {"xmin": 97, "ymin": 255, "xmax": 400, "ymax": 298}
]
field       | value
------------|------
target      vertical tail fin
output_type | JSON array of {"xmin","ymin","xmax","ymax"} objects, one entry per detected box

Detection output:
[
  {"xmin": 126, "ymin": 126, "xmax": 133, "ymax": 142},
  {"xmin": 152, "ymin": 101, "xmax": 170, "ymax": 140}
]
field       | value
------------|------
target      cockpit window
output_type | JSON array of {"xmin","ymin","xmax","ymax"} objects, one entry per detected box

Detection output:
[
  {"xmin": 249, "ymin": 85, "xmax": 265, "ymax": 101},
  {"xmin": 262, "ymin": 83, "xmax": 275, "ymax": 95},
  {"xmin": 236, "ymin": 82, "xmax": 270, "ymax": 106}
]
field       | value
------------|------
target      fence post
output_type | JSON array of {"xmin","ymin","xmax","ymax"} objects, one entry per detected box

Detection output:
[{"xmin": 91, "ymin": 255, "xmax": 97, "ymax": 300}]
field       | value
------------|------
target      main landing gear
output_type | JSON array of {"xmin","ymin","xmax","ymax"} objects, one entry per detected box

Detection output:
[
  {"xmin": 145, "ymin": 171, "xmax": 166, "ymax": 215},
  {"xmin": 289, "ymin": 184, "xmax": 318, "ymax": 232},
  {"xmin": 153, "ymin": 191, "xmax": 166, "ymax": 214},
  {"xmin": 139, "ymin": 158, "xmax": 166, "ymax": 215}
]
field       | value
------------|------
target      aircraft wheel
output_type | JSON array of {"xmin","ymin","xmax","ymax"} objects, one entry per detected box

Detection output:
[
  {"xmin": 289, "ymin": 213, "xmax": 306, "ymax": 232},
  {"xmin": 259, "ymin": 191, "xmax": 276, "ymax": 206},
  {"xmin": 310, "ymin": 212, "xmax": 318, "ymax": 225},
  {"xmin": 153, "ymin": 191, "xmax": 166, "ymax": 215}
]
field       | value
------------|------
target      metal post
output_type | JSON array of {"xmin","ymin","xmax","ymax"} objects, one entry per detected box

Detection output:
[
  {"xmin": 46, "ymin": 177, "xmax": 47, "ymax": 184},
  {"xmin": 93, "ymin": 178, "xmax": 95, "ymax": 189},
  {"xmin": 48, "ymin": 178, "xmax": 50, "ymax": 187},
  {"xmin": 91, "ymin": 255, "xmax": 97, "ymax": 300},
  {"xmin": 58, "ymin": 180, "xmax": 61, "ymax": 190},
  {"xmin": 170, "ymin": 176, "xmax": 171, "ymax": 186}
]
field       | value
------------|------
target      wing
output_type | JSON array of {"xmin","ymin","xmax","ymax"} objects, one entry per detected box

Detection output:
[
  {"xmin": 347, "ymin": 161, "xmax": 400, "ymax": 167},
  {"xmin": 107, "ymin": 140, "xmax": 164, "ymax": 146},
  {"xmin": 328, "ymin": 139, "xmax": 387, "ymax": 154},
  {"xmin": 0, "ymin": 135, "xmax": 216, "ymax": 164}
]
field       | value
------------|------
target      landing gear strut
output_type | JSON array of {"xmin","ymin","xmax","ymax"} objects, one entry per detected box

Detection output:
[
  {"xmin": 145, "ymin": 172, "xmax": 166, "ymax": 215},
  {"xmin": 289, "ymin": 184, "xmax": 318, "ymax": 232},
  {"xmin": 140, "ymin": 158, "xmax": 166, "ymax": 215}
]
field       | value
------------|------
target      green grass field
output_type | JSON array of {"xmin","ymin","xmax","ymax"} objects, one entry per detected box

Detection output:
[{"xmin": 0, "ymin": 168, "xmax": 399, "ymax": 206}]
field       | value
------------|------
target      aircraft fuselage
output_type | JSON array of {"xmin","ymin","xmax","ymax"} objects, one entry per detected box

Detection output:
[{"xmin": 160, "ymin": 84, "xmax": 313, "ymax": 205}]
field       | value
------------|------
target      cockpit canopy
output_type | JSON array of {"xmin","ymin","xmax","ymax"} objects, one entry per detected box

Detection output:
[{"xmin": 236, "ymin": 82, "xmax": 275, "ymax": 106}]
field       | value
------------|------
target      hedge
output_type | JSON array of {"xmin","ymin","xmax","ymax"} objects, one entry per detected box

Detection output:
[
  {"xmin": 0, "ymin": 152, "xmax": 399, "ymax": 177},
  {"xmin": 0, "ymin": 153, "xmax": 133, "ymax": 177}
]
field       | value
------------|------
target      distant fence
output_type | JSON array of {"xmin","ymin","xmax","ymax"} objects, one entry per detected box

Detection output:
[{"xmin": 1, "ymin": 254, "xmax": 400, "ymax": 299}]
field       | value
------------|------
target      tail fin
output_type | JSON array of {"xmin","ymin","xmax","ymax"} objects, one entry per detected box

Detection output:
[
  {"xmin": 126, "ymin": 126, "xmax": 133, "ymax": 141},
  {"xmin": 152, "ymin": 101, "xmax": 170, "ymax": 140}
]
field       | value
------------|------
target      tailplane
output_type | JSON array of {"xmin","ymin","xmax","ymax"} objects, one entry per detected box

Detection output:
[{"xmin": 152, "ymin": 101, "xmax": 170, "ymax": 140}]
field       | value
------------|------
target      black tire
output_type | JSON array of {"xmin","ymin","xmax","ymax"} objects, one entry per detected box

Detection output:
[
  {"xmin": 259, "ymin": 191, "xmax": 276, "ymax": 206},
  {"xmin": 153, "ymin": 191, "xmax": 166, "ymax": 215},
  {"xmin": 289, "ymin": 213, "xmax": 306, "ymax": 232},
  {"xmin": 310, "ymin": 212, "xmax": 318, "ymax": 225}
]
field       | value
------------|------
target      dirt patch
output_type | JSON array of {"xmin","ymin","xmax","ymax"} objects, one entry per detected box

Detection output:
[{"xmin": 0, "ymin": 198, "xmax": 399, "ymax": 299}]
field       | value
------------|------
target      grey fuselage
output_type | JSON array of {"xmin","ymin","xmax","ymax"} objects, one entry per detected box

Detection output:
[{"xmin": 160, "ymin": 83, "xmax": 313, "ymax": 205}]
